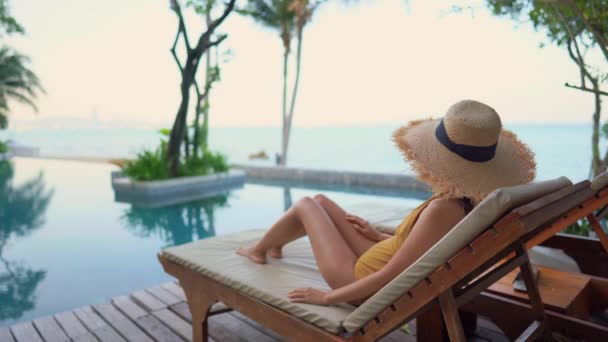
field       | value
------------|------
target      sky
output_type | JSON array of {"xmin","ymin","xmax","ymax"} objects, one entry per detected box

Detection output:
[{"xmin": 4, "ymin": 0, "xmax": 604, "ymax": 128}]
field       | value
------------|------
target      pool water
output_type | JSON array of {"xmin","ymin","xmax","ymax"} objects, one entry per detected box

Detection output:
[{"xmin": 0, "ymin": 158, "xmax": 425, "ymax": 327}]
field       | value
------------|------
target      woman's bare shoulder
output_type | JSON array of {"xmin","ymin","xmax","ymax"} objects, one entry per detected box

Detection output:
[{"xmin": 424, "ymin": 197, "xmax": 467, "ymax": 221}]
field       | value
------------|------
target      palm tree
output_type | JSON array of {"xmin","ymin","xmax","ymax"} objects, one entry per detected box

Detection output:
[
  {"xmin": 283, "ymin": 0, "xmax": 317, "ymax": 165},
  {"xmin": 0, "ymin": 47, "xmax": 43, "ymax": 129},
  {"xmin": 240, "ymin": 0, "xmax": 295, "ymax": 166},
  {"xmin": 241, "ymin": 0, "xmax": 321, "ymax": 166}
]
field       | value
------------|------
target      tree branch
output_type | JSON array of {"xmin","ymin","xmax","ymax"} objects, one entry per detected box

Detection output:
[
  {"xmin": 208, "ymin": 34, "xmax": 228, "ymax": 48},
  {"xmin": 193, "ymin": 79, "xmax": 201, "ymax": 98},
  {"xmin": 194, "ymin": 0, "xmax": 236, "ymax": 54},
  {"xmin": 170, "ymin": 27, "xmax": 184, "ymax": 72},
  {"xmin": 193, "ymin": 76, "xmax": 213, "ymax": 104},
  {"xmin": 208, "ymin": 0, "xmax": 237, "ymax": 34},
  {"xmin": 565, "ymin": 83, "xmax": 608, "ymax": 96},
  {"xmin": 171, "ymin": 0, "xmax": 191, "ymax": 51},
  {"xmin": 566, "ymin": 40, "xmax": 586, "ymax": 87},
  {"xmin": 551, "ymin": 4, "xmax": 594, "ymax": 87},
  {"xmin": 562, "ymin": 0, "xmax": 608, "ymax": 63}
]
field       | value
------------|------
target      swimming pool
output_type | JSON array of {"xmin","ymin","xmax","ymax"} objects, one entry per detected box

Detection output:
[{"xmin": 0, "ymin": 157, "xmax": 425, "ymax": 327}]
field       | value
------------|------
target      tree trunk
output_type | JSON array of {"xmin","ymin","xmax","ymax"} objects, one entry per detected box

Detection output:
[
  {"xmin": 168, "ymin": 77, "xmax": 192, "ymax": 176},
  {"xmin": 279, "ymin": 46, "xmax": 290, "ymax": 166},
  {"xmin": 202, "ymin": 100, "xmax": 209, "ymax": 150},
  {"xmin": 592, "ymin": 102, "xmax": 600, "ymax": 176},
  {"xmin": 202, "ymin": 12, "xmax": 213, "ymax": 148},
  {"xmin": 283, "ymin": 27, "xmax": 304, "ymax": 166},
  {"xmin": 184, "ymin": 121, "xmax": 190, "ymax": 159},
  {"xmin": 592, "ymin": 79, "xmax": 605, "ymax": 176},
  {"xmin": 200, "ymin": 11, "xmax": 213, "ymax": 154},
  {"xmin": 193, "ymin": 93, "xmax": 202, "ymax": 157}
]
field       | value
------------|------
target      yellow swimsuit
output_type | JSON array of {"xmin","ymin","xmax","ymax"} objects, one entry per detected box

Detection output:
[{"xmin": 354, "ymin": 195, "xmax": 439, "ymax": 279}]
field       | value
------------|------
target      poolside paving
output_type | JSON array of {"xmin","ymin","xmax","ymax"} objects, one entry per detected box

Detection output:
[{"xmin": 2, "ymin": 282, "xmax": 508, "ymax": 342}]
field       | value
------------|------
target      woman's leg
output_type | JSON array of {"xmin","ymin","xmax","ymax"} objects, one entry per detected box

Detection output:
[
  {"xmin": 237, "ymin": 196, "xmax": 358, "ymax": 288},
  {"xmin": 312, "ymin": 194, "xmax": 377, "ymax": 256},
  {"xmin": 237, "ymin": 199, "xmax": 306, "ymax": 263},
  {"xmin": 237, "ymin": 193, "xmax": 377, "ymax": 261},
  {"xmin": 267, "ymin": 194, "xmax": 377, "ymax": 258}
]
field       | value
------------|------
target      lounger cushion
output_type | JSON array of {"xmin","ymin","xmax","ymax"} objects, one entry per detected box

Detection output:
[
  {"xmin": 591, "ymin": 170, "xmax": 608, "ymax": 192},
  {"xmin": 161, "ymin": 230, "xmax": 355, "ymax": 334},
  {"xmin": 341, "ymin": 176, "xmax": 572, "ymax": 332}
]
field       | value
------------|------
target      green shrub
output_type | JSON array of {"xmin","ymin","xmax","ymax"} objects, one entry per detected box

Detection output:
[
  {"xmin": 565, "ymin": 218, "xmax": 594, "ymax": 236},
  {"xmin": 122, "ymin": 143, "xmax": 229, "ymax": 181},
  {"xmin": 203, "ymin": 149, "xmax": 229, "ymax": 173},
  {"xmin": 565, "ymin": 216, "xmax": 608, "ymax": 238},
  {"xmin": 0, "ymin": 140, "xmax": 7, "ymax": 153},
  {"xmin": 181, "ymin": 150, "xmax": 228, "ymax": 177},
  {"xmin": 122, "ymin": 147, "xmax": 170, "ymax": 181}
]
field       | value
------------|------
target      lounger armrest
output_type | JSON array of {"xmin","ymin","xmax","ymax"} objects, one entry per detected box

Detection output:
[{"xmin": 513, "ymin": 180, "xmax": 592, "ymax": 233}]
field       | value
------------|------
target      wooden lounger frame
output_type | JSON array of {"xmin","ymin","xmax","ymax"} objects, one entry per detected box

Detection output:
[
  {"xmin": 525, "ymin": 185, "xmax": 608, "ymax": 253},
  {"xmin": 458, "ymin": 182, "xmax": 608, "ymax": 341},
  {"xmin": 158, "ymin": 181, "xmax": 592, "ymax": 342}
]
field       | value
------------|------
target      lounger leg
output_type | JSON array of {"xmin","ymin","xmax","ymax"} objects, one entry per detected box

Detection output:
[
  {"xmin": 515, "ymin": 244, "xmax": 547, "ymax": 341},
  {"xmin": 438, "ymin": 289, "xmax": 466, "ymax": 342},
  {"xmin": 181, "ymin": 281, "xmax": 214, "ymax": 342},
  {"xmin": 416, "ymin": 303, "xmax": 446, "ymax": 342},
  {"xmin": 587, "ymin": 214, "xmax": 608, "ymax": 253},
  {"xmin": 191, "ymin": 301, "xmax": 211, "ymax": 342}
]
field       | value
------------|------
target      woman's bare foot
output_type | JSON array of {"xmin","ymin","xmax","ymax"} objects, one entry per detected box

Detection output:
[
  {"xmin": 236, "ymin": 244, "xmax": 267, "ymax": 264},
  {"xmin": 268, "ymin": 246, "xmax": 283, "ymax": 259}
]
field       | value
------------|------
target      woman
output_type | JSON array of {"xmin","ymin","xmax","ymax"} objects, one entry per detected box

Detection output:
[{"xmin": 237, "ymin": 99, "xmax": 536, "ymax": 306}]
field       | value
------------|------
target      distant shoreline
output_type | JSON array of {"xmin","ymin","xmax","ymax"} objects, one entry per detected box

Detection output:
[{"xmin": 26, "ymin": 154, "xmax": 126, "ymax": 167}]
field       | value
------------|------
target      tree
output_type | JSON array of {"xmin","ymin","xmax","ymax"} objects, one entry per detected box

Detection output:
[
  {"xmin": 0, "ymin": 0, "xmax": 23, "ymax": 37},
  {"xmin": 486, "ymin": 0, "xmax": 608, "ymax": 176},
  {"xmin": 241, "ymin": 0, "xmax": 323, "ymax": 166},
  {"xmin": 167, "ymin": 0, "xmax": 236, "ymax": 176},
  {"xmin": 0, "ymin": 1, "xmax": 43, "ymax": 129},
  {"xmin": 0, "ymin": 47, "xmax": 44, "ymax": 129}
]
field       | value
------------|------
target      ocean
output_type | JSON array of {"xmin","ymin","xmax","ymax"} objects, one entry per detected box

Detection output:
[{"xmin": 0, "ymin": 123, "xmax": 594, "ymax": 182}]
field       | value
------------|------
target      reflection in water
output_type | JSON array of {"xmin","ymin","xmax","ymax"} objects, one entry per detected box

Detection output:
[
  {"xmin": 0, "ymin": 161, "xmax": 53, "ymax": 320},
  {"xmin": 283, "ymin": 186, "xmax": 293, "ymax": 211},
  {"xmin": 122, "ymin": 194, "xmax": 229, "ymax": 246}
]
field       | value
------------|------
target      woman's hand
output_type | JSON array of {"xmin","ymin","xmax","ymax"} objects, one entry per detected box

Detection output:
[
  {"xmin": 345, "ymin": 214, "xmax": 382, "ymax": 242},
  {"xmin": 288, "ymin": 287, "xmax": 330, "ymax": 305}
]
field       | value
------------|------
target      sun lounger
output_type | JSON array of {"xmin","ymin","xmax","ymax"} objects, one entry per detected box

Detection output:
[
  {"xmin": 461, "ymin": 173, "xmax": 608, "ymax": 341},
  {"xmin": 159, "ymin": 176, "xmax": 576, "ymax": 341}
]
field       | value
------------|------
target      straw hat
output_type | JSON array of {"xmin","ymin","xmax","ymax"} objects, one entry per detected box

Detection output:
[{"xmin": 393, "ymin": 100, "xmax": 536, "ymax": 204}]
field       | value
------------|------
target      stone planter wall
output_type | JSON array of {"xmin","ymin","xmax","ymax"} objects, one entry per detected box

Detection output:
[
  {"xmin": 112, "ymin": 170, "xmax": 245, "ymax": 207},
  {"xmin": 234, "ymin": 164, "xmax": 430, "ymax": 199},
  {"xmin": 7, "ymin": 143, "xmax": 39, "ymax": 157}
]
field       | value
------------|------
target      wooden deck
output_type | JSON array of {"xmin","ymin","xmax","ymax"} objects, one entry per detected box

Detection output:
[{"xmin": 0, "ymin": 282, "xmax": 507, "ymax": 342}]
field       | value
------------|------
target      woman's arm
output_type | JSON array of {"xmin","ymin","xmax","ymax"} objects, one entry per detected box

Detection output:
[
  {"xmin": 288, "ymin": 198, "xmax": 466, "ymax": 305},
  {"xmin": 377, "ymin": 232, "xmax": 392, "ymax": 241},
  {"xmin": 345, "ymin": 214, "xmax": 391, "ymax": 242}
]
